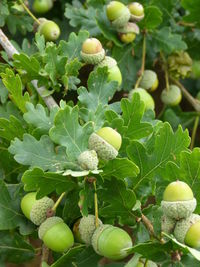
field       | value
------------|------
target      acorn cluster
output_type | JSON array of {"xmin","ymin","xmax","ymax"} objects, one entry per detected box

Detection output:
[
  {"xmin": 106, "ymin": 1, "xmax": 144, "ymax": 44},
  {"xmin": 80, "ymin": 37, "xmax": 122, "ymax": 86},
  {"xmin": 161, "ymin": 181, "xmax": 200, "ymax": 249},
  {"xmin": 77, "ymin": 126, "xmax": 122, "ymax": 171}
]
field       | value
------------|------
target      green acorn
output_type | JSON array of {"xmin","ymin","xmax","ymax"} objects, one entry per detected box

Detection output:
[
  {"xmin": 128, "ymin": 2, "xmax": 144, "ymax": 22},
  {"xmin": 21, "ymin": 192, "xmax": 54, "ymax": 225},
  {"xmin": 140, "ymin": 70, "xmax": 159, "ymax": 92},
  {"xmin": 191, "ymin": 60, "xmax": 200, "ymax": 79},
  {"xmin": 89, "ymin": 127, "xmax": 122, "ymax": 161},
  {"xmin": 161, "ymin": 85, "xmax": 182, "ymax": 106},
  {"xmin": 97, "ymin": 56, "xmax": 122, "ymax": 86},
  {"xmin": 106, "ymin": 1, "xmax": 131, "ymax": 28},
  {"xmin": 117, "ymin": 22, "xmax": 139, "ymax": 44},
  {"xmin": 78, "ymin": 150, "xmax": 99, "ymax": 170},
  {"xmin": 128, "ymin": 88, "xmax": 155, "ymax": 110},
  {"xmin": 174, "ymin": 214, "xmax": 200, "ymax": 248},
  {"xmin": 38, "ymin": 217, "xmax": 74, "ymax": 252},
  {"xmin": 92, "ymin": 224, "xmax": 133, "ymax": 260},
  {"xmin": 81, "ymin": 38, "xmax": 105, "ymax": 65},
  {"xmin": 161, "ymin": 181, "xmax": 196, "ymax": 220},
  {"xmin": 161, "ymin": 215, "xmax": 176, "ymax": 235},
  {"xmin": 37, "ymin": 20, "xmax": 60, "ymax": 41},
  {"xmin": 32, "ymin": 0, "xmax": 53, "ymax": 14},
  {"xmin": 73, "ymin": 215, "xmax": 102, "ymax": 245}
]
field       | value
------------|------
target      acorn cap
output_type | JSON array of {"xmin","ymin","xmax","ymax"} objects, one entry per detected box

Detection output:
[
  {"xmin": 97, "ymin": 56, "xmax": 117, "ymax": 69},
  {"xmin": 88, "ymin": 132, "xmax": 118, "ymax": 160},
  {"xmin": 117, "ymin": 22, "xmax": 139, "ymax": 34},
  {"xmin": 79, "ymin": 215, "xmax": 103, "ymax": 245},
  {"xmin": 111, "ymin": 7, "xmax": 131, "ymax": 28},
  {"xmin": 78, "ymin": 150, "xmax": 99, "ymax": 170},
  {"xmin": 161, "ymin": 85, "xmax": 182, "ymax": 106},
  {"xmin": 174, "ymin": 214, "xmax": 200, "ymax": 244},
  {"xmin": 39, "ymin": 217, "xmax": 63, "ymax": 239},
  {"xmin": 33, "ymin": 18, "xmax": 47, "ymax": 32},
  {"xmin": 140, "ymin": 70, "xmax": 158, "ymax": 90},
  {"xmin": 161, "ymin": 198, "xmax": 197, "ymax": 220},
  {"xmin": 30, "ymin": 197, "xmax": 54, "ymax": 225},
  {"xmin": 80, "ymin": 49, "xmax": 105, "ymax": 65},
  {"xmin": 161, "ymin": 215, "xmax": 176, "ymax": 234}
]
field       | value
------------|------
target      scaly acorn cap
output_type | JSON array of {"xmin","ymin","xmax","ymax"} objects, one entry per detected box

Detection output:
[
  {"xmin": 140, "ymin": 70, "xmax": 158, "ymax": 91},
  {"xmin": 128, "ymin": 2, "xmax": 145, "ymax": 22},
  {"xmin": 30, "ymin": 197, "xmax": 54, "ymax": 225},
  {"xmin": 117, "ymin": 22, "xmax": 140, "ymax": 34},
  {"xmin": 174, "ymin": 214, "xmax": 200, "ymax": 244},
  {"xmin": 161, "ymin": 85, "xmax": 182, "ymax": 106},
  {"xmin": 78, "ymin": 215, "xmax": 103, "ymax": 245},
  {"xmin": 88, "ymin": 133, "xmax": 118, "ymax": 161},
  {"xmin": 98, "ymin": 56, "xmax": 117, "ymax": 68},
  {"xmin": 81, "ymin": 38, "xmax": 105, "ymax": 65},
  {"xmin": 77, "ymin": 150, "xmax": 99, "ymax": 170},
  {"xmin": 161, "ymin": 198, "xmax": 196, "ymax": 220},
  {"xmin": 38, "ymin": 216, "xmax": 63, "ymax": 239},
  {"xmin": 161, "ymin": 215, "xmax": 176, "ymax": 235}
]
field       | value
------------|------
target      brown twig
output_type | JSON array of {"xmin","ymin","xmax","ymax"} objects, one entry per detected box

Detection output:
[
  {"xmin": 40, "ymin": 245, "xmax": 49, "ymax": 267},
  {"xmin": 141, "ymin": 214, "xmax": 163, "ymax": 242}
]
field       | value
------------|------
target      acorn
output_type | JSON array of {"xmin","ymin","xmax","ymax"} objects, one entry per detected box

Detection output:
[
  {"xmin": 32, "ymin": 0, "xmax": 53, "ymax": 14},
  {"xmin": 117, "ymin": 22, "xmax": 140, "ymax": 44},
  {"xmin": 139, "ymin": 70, "xmax": 159, "ymax": 92},
  {"xmin": 174, "ymin": 214, "xmax": 200, "ymax": 248},
  {"xmin": 128, "ymin": 88, "xmax": 155, "ymax": 110},
  {"xmin": 161, "ymin": 181, "xmax": 196, "ymax": 220},
  {"xmin": 77, "ymin": 150, "xmax": 99, "ymax": 170},
  {"xmin": 37, "ymin": 20, "xmax": 60, "ymax": 41},
  {"xmin": 73, "ymin": 215, "xmax": 102, "ymax": 245},
  {"xmin": 161, "ymin": 85, "xmax": 182, "ymax": 106},
  {"xmin": 89, "ymin": 127, "xmax": 122, "ymax": 161},
  {"xmin": 81, "ymin": 38, "xmax": 105, "ymax": 65},
  {"xmin": 128, "ymin": 2, "xmax": 144, "ymax": 22},
  {"xmin": 97, "ymin": 56, "xmax": 122, "ymax": 86},
  {"xmin": 106, "ymin": 1, "xmax": 131, "ymax": 28},
  {"xmin": 161, "ymin": 215, "xmax": 176, "ymax": 235},
  {"xmin": 92, "ymin": 224, "xmax": 133, "ymax": 260},
  {"xmin": 21, "ymin": 192, "xmax": 54, "ymax": 225},
  {"xmin": 38, "ymin": 217, "xmax": 74, "ymax": 252}
]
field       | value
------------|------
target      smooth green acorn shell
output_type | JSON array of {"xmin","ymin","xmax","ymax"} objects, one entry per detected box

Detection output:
[
  {"xmin": 140, "ymin": 70, "xmax": 158, "ymax": 91},
  {"xmin": 32, "ymin": 0, "xmax": 53, "ymax": 14},
  {"xmin": 161, "ymin": 198, "xmax": 196, "ymax": 220},
  {"xmin": 128, "ymin": 88, "xmax": 155, "ymax": 110},
  {"xmin": 39, "ymin": 217, "xmax": 74, "ymax": 252},
  {"xmin": 89, "ymin": 133, "xmax": 118, "ymax": 160},
  {"xmin": 92, "ymin": 224, "xmax": 133, "ymax": 260},
  {"xmin": 77, "ymin": 150, "xmax": 99, "ymax": 170},
  {"xmin": 161, "ymin": 85, "xmax": 182, "ymax": 106},
  {"xmin": 38, "ymin": 20, "xmax": 60, "ymax": 41},
  {"xmin": 78, "ymin": 215, "xmax": 102, "ymax": 245},
  {"xmin": 161, "ymin": 215, "xmax": 176, "ymax": 234},
  {"xmin": 21, "ymin": 192, "xmax": 37, "ymax": 220},
  {"xmin": 80, "ymin": 49, "xmax": 105, "ymax": 65},
  {"xmin": 174, "ymin": 214, "xmax": 200, "ymax": 245}
]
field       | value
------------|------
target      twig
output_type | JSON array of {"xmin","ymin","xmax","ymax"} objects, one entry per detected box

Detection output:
[
  {"xmin": 40, "ymin": 245, "xmax": 49, "ymax": 267},
  {"xmin": 134, "ymin": 32, "xmax": 146, "ymax": 89},
  {"xmin": 170, "ymin": 77, "xmax": 200, "ymax": 112},
  {"xmin": 93, "ymin": 180, "xmax": 99, "ymax": 228},
  {"xmin": 190, "ymin": 116, "xmax": 199, "ymax": 150},
  {"xmin": 51, "ymin": 192, "xmax": 66, "ymax": 212},
  {"xmin": 160, "ymin": 52, "xmax": 169, "ymax": 91},
  {"xmin": 19, "ymin": 0, "xmax": 41, "ymax": 25},
  {"xmin": 141, "ymin": 214, "xmax": 162, "ymax": 242},
  {"xmin": 0, "ymin": 29, "xmax": 58, "ymax": 109}
]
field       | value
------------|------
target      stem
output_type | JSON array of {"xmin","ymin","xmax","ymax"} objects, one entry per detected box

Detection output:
[
  {"xmin": 134, "ymin": 32, "xmax": 146, "ymax": 89},
  {"xmin": 40, "ymin": 245, "xmax": 49, "ymax": 267},
  {"xmin": 19, "ymin": 0, "xmax": 41, "ymax": 25},
  {"xmin": 190, "ymin": 116, "xmax": 199, "ymax": 150},
  {"xmin": 0, "ymin": 29, "xmax": 58, "ymax": 109},
  {"xmin": 51, "ymin": 192, "xmax": 66, "ymax": 212},
  {"xmin": 160, "ymin": 52, "xmax": 169, "ymax": 91},
  {"xmin": 141, "ymin": 214, "xmax": 161, "ymax": 242},
  {"xmin": 170, "ymin": 77, "xmax": 200, "ymax": 112},
  {"xmin": 144, "ymin": 259, "xmax": 149, "ymax": 267},
  {"xmin": 93, "ymin": 181, "xmax": 99, "ymax": 228}
]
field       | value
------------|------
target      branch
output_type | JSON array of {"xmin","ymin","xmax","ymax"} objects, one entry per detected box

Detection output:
[{"xmin": 0, "ymin": 29, "xmax": 58, "ymax": 110}]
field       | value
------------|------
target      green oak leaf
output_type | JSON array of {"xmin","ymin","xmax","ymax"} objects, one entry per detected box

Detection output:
[
  {"xmin": 0, "ymin": 101, "xmax": 23, "ymax": 120},
  {"xmin": 181, "ymin": 0, "xmax": 200, "ymax": 26},
  {"xmin": 0, "ymin": 0, "xmax": 9, "ymax": 27},
  {"xmin": 98, "ymin": 178, "xmax": 136, "ymax": 223},
  {"xmin": 6, "ymin": 14, "xmax": 33, "ymax": 35},
  {"xmin": 63, "ymin": 189, "xmax": 81, "ymax": 225},
  {"xmin": 49, "ymin": 105, "xmax": 94, "ymax": 161},
  {"xmin": 0, "ymin": 79, "xmax": 8, "ymax": 103},
  {"xmin": 1, "ymin": 69, "xmax": 30, "ymax": 113},
  {"xmin": 139, "ymin": 6, "xmax": 163, "ymax": 30},
  {"xmin": 59, "ymin": 30, "xmax": 89, "ymax": 61},
  {"xmin": 22, "ymin": 167, "xmax": 76, "ymax": 198},
  {"xmin": 127, "ymin": 123, "xmax": 190, "ymax": 190},
  {"xmin": 9, "ymin": 134, "xmax": 76, "ymax": 172}
]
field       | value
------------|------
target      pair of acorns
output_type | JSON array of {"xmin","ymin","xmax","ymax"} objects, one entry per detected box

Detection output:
[
  {"xmin": 21, "ymin": 193, "xmax": 133, "ymax": 260},
  {"xmin": 106, "ymin": 1, "xmax": 144, "ymax": 44},
  {"xmin": 77, "ymin": 126, "xmax": 122, "ymax": 170},
  {"xmin": 161, "ymin": 181, "xmax": 200, "ymax": 248}
]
